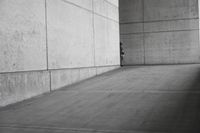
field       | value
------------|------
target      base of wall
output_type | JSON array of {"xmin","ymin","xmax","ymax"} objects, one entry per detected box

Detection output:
[{"xmin": 0, "ymin": 65, "xmax": 120, "ymax": 107}]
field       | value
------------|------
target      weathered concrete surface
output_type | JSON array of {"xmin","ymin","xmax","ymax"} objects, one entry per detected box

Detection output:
[
  {"xmin": 144, "ymin": 19, "xmax": 199, "ymax": 33},
  {"xmin": 62, "ymin": 0, "xmax": 93, "ymax": 10},
  {"xmin": 144, "ymin": 0, "xmax": 198, "ymax": 21},
  {"xmin": 120, "ymin": 0, "xmax": 200, "ymax": 65},
  {"xmin": 119, "ymin": 0, "xmax": 143, "ymax": 23},
  {"xmin": 107, "ymin": 0, "xmax": 119, "ymax": 7},
  {"xmin": 145, "ymin": 30, "xmax": 200, "ymax": 64},
  {"xmin": 48, "ymin": 0, "xmax": 120, "ymax": 69},
  {"xmin": 51, "ymin": 66, "xmax": 119, "ymax": 91},
  {"xmin": 0, "ymin": 65, "xmax": 200, "ymax": 133},
  {"xmin": 121, "ymin": 34, "xmax": 144, "ymax": 65},
  {"xmin": 94, "ymin": 15, "xmax": 120, "ymax": 66},
  {"xmin": 0, "ymin": 0, "xmax": 120, "ymax": 106},
  {"xmin": 96, "ymin": 66, "xmax": 119, "ymax": 75},
  {"xmin": 47, "ymin": 0, "xmax": 94, "ymax": 69},
  {"xmin": 93, "ymin": 0, "xmax": 119, "ymax": 21},
  {"xmin": 0, "ymin": 65, "xmax": 118, "ymax": 106},
  {"xmin": 0, "ymin": 0, "xmax": 47, "ymax": 73},
  {"xmin": 120, "ymin": 23, "xmax": 143, "ymax": 34},
  {"xmin": 0, "ymin": 71, "xmax": 50, "ymax": 107},
  {"xmin": 51, "ymin": 68, "xmax": 96, "ymax": 91}
]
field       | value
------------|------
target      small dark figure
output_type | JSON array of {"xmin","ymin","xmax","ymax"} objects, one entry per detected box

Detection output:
[{"xmin": 120, "ymin": 42, "xmax": 125, "ymax": 66}]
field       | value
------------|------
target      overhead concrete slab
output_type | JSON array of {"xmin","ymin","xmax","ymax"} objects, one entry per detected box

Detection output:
[
  {"xmin": 94, "ymin": 15, "xmax": 120, "ymax": 66},
  {"xmin": 0, "ymin": 71, "xmax": 50, "ymax": 107},
  {"xmin": 0, "ymin": 0, "xmax": 47, "ymax": 73},
  {"xmin": 144, "ymin": 19, "xmax": 199, "ymax": 33},
  {"xmin": 121, "ymin": 34, "xmax": 144, "ymax": 65},
  {"xmin": 61, "ymin": 0, "xmax": 93, "ymax": 11},
  {"xmin": 47, "ymin": 0, "xmax": 94, "ymax": 69},
  {"xmin": 144, "ymin": 0, "xmax": 198, "ymax": 21},
  {"xmin": 145, "ymin": 30, "xmax": 200, "ymax": 64},
  {"xmin": 119, "ymin": 0, "xmax": 143, "ymax": 23}
]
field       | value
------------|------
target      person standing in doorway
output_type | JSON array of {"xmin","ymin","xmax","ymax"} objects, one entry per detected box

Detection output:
[{"xmin": 120, "ymin": 42, "xmax": 125, "ymax": 66}]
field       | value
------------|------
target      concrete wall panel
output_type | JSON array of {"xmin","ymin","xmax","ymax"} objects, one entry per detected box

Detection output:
[
  {"xmin": 51, "ymin": 67, "xmax": 96, "ymax": 91},
  {"xmin": 47, "ymin": 0, "xmax": 94, "ymax": 69},
  {"xmin": 0, "ymin": 0, "xmax": 47, "ymax": 73},
  {"xmin": 107, "ymin": 2, "xmax": 119, "ymax": 21},
  {"xmin": 119, "ymin": 0, "xmax": 143, "ymax": 23},
  {"xmin": 145, "ymin": 31, "xmax": 200, "ymax": 64},
  {"xmin": 79, "ymin": 68, "xmax": 96, "ymax": 81},
  {"xmin": 120, "ymin": 0, "xmax": 200, "ymax": 65},
  {"xmin": 51, "ymin": 69, "xmax": 79, "ymax": 91},
  {"xmin": 120, "ymin": 23, "xmax": 143, "ymax": 34},
  {"xmin": 94, "ymin": 15, "xmax": 120, "ymax": 66},
  {"xmin": 121, "ymin": 34, "xmax": 144, "ymax": 65},
  {"xmin": 144, "ymin": 19, "xmax": 199, "ymax": 32},
  {"xmin": 0, "ymin": 0, "xmax": 120, "ymax": 106},
  {"xmin": 96, "ymin": 66, "xmax": 119, "ymax": 75},
  {"xmin": 0, "ymin": 71, "xmax": 50, "ymax": 107},
  {"xmin": 144, "ymin": 0, "xmax": 198, "ymax": 21}
]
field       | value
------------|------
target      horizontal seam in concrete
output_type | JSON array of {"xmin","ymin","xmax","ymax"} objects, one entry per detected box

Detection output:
[
  {"xmin": 46, "ymin": 90, "xmax": 200, "ymax": 94},
  {"xmin": 121, "ymin": 32, "xmax": 144, "ymax": 35},
  {"xmin": 0, "ymin": 65, "xmax": 120, "ymax": 75},
  {"xmin": 60, "ymin": 0, "xmax": 118, "ymax": 23},
  {"xmin": 94, "ymin": 12, "xmax": 119, "ymax": 23},
  {"xmin": 49, "ymin": 65, "xmax": 120, "ymax": 71},
  {"xmin": 120, "ymin": 17, "xmax": 199, "ymax": 24},
  {"xmin": 0, "ymin": 69, "xmax": 49, "ymax": 75},
  {"xmin": 123, "ymin": 63, "xmax": 200, "ymax": 67},
  {"xmin": 120, "ymin": 29, "xmax": 199, "ymax": 35},
  {"xmin": 61, "ymin": 0, "xmax": 92, "ymax": 12},
  {"xmin": 0, "ymin": 124, "xmax": 157, "ymax": 133}
]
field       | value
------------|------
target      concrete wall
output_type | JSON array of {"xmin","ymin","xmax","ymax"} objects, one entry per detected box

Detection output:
[
  {"xmin": 0, "ymin": 0, "xmax": 120, "ymax": 107},
  {"xmin": 120, "ymin": 0, "xmax": 200, "ymax": 65}
]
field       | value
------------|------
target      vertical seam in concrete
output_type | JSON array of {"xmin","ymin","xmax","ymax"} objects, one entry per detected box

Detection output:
[
  {"xmin": 142, "ymin": 0, "xmax": 146, "ymax": 65},
  {"xmin": 118, "ymin": 4, "xmax": 121, "ymax": 66},
  {"xmin": 198, "ymin": 0, "xmax": 200, "ymax": 48},
  {"xmin": 45, "ymin": 0, "xmax": 51, "ymax": 92},
  {"xmin": 92, "ymin": 0, "xmax": 96, "ymax": 67},
  {"xmin": 198, "ymin": 0, "xmax": 200, "ymax": 63},
  {"xmin": 45, "ymin": 0, "xmax": 49, "ymax": 70}
]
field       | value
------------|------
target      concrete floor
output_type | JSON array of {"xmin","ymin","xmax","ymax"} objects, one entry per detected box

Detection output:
[{"xmin": 0, "ymin": 65, "xmax": 200, "ymax": 133}]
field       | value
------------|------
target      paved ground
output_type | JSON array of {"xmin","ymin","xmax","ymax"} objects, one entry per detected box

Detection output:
[{"xmin": 0, "ymin": 65, "xmax": 200, "ymax": 133}]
